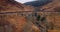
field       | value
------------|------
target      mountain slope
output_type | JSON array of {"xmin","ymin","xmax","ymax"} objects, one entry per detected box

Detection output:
[
  {"xmin": 0, "ymin": 0, "xmax": 38, "ymax": 32},
  {"xmin": 0, "ymin": 0, "xmax": 34, "ymax": 12},
  {"xmin": 0, "ymin": 0, "xmax": 24, "ymax": 11},
  {"xmin": 40, "ymin": 0, "xmax": 60, "ymax": 12}
]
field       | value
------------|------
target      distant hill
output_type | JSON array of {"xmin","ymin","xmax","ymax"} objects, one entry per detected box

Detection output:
[{"xmin": 24, "ymin": 0, "xmax": 52, "ymax": 7}]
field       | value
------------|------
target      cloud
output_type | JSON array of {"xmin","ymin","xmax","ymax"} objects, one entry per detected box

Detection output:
[{"xmin": 15, "ymin": 0, "xmax": 36, "ymax": 3}]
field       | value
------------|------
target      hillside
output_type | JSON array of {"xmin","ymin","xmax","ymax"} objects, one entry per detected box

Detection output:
[
  {"xmin": 39, "ymin": 0, "xmax": 60, "ymax": 32},
  {"xmin": 0, "ymin": 0, "xmax": 36, "ymax": 32},
  {"xmin": 0, "ymin": 0, "xmax": 60, "ymax": 32},
  {"xmin": 0, "ymin": 0, "xmax": 34, "ymax": 12},
  {"xmin": 40, "ymin": 0, "xmax": 60, "ymax": 12}
]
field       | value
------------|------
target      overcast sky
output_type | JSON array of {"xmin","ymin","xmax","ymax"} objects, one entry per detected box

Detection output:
[{"xmin": 15, "ymin": 0, "xmax": 36, "ymax": 3}]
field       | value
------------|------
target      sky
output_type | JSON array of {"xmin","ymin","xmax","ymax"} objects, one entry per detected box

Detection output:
[{"xmin": 15, "ymin": 0, "xmax": 36, "ymax": 3}]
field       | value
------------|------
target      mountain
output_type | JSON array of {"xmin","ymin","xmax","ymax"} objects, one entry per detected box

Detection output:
[
  {"xmin": 0, "ymin": 0, "xmax": 38, "ymax": 32},
  {"xmin": 0, "ymin": 0, "xmax": 34, "ymax": 12},
  {"xmin": 0, "ymin": 0, "xmax": 24, "ymax": 12},
  {"xmin": 40, "ymin": 0, "xmax": 60, "ymax": 12},
  {"xmin": 24, "ymin": 0, "xmax": 52, "ymax": 7},
  {"xmin": 39, "ymin": 0, "xmax": 60, "ymax": 32},
  {"xmin": 0, "ymin": 0, "xmax": 40, "ymax": 32},
  {"xmin": 0, "ymin": 0, "xmax": 60, "ymax": 32}
]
